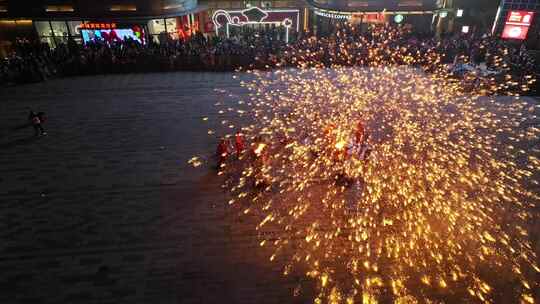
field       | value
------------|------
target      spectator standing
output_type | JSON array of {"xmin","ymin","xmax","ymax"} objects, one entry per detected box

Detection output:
[{"xmin": 28, "ymin": 110, "xmax": 46, "ymax": 136}]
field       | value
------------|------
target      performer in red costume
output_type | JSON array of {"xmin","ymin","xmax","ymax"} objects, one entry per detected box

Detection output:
[
  {"xmin": 354, "ymin": 119, "xmax": 365, "ymax": 145},
  {"xmin": 234, "ymin": 131, "xmax": 245, "ymax": 157},
  {"xmin": 216, "ymin": 138, "xmax": 229, "ymax": 168}
]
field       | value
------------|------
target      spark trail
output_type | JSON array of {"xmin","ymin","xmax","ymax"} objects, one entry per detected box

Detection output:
[{"xmin": 193, "ymin": 26, "xmax": 539, "ymax": 303}]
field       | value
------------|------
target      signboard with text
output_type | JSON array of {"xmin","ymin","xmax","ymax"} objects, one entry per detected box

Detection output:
[
  {"xmin": 501, "ymin": 11, "xmax": 534, "ymax": 40},
  {"xmin": 79, "ymin": 23, "xmax": 117, "ymax": 30}
]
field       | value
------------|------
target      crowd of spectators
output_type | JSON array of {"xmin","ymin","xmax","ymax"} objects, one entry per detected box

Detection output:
[
  {"xmin": 280, "ymin": 25, "xmax": 537, "ymax": 74},
  {"xmin": 0, "ymin": 24, "xmax": 537, "ymax": 89},
  {"xmin": 0, "ymin": 28, "xmax": 288, "ymax": 85}
]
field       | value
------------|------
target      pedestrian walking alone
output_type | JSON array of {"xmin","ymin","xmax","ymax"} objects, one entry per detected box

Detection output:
[{"xmin": 28, "ymin": 110, "xmax": 46, "ymax": 136}]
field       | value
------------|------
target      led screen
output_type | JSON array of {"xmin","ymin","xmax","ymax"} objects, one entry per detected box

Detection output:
[
  {"xmin": 501, "ymin": 11, "xmax": 534, "ymax": 40},
  {"xmin": 501, "ymin": 25, "xmax": 530, "ymax": 40},
  {"xmin": 81, "ymin": 29, "xmax": 144, "ymax": 44}
]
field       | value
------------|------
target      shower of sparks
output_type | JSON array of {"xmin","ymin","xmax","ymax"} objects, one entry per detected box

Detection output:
[{"xmin": 192, "ymin": 26, "xmax": 539, "ymax": 303}]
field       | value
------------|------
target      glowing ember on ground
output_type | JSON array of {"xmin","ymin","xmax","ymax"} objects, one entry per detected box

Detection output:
[{"xmin": 192, "ymin": 26, "xmax": 539, "ymax": 303}]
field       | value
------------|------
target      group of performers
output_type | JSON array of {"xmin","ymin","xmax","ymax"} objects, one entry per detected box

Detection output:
[
  {"xmin": 216, "ymin": 131, "xmax": 247, "ymax": 168},
  {"xmin": 324, "ymin": 119, "xmax": 372, "ymax": 162},
  {"xmin": 215, "ymin": 118, "xmax": 372, "ymax": 188},
  {"xmin": 216, "ymin": 130, "xmax": 272, "ymax": 187}
]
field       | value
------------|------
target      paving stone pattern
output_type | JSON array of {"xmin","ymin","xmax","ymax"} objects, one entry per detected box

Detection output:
[
  {"xmin": 1, "ymin": 73, "xmax": 538, "ymax": 304},
  {"xmin": 0, "ymin": 73, "xmax": 313, "ymax": 304}
]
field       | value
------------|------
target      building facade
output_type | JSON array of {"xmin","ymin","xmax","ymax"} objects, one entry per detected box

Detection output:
[
  {"xmin": 0, "ymin": 0, "xmax": 206, "ymax": 48},
  {"xmin": 0, "ymin": 0, "xmax": 311, "ymax": 53},
  {"xmin": 0, "ymin": 0, "xmax": 452, "ymax": 56},
  {"xmin": 306, "ymin": 0, "xmax": 438, "ymax": 35}
]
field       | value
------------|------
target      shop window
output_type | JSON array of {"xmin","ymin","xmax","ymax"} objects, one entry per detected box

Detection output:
[
  {"xmin": 148, "ymin": 19, "xmax": 167, "ymax": 35},
  {"xmin": 51, "ymin": 21, "xmax": 69, "ymax": 37},
  {"xmin": 110, "ymin": 4, "xmax": 137, "ymax": 11},
  {"xmin": 35, "ymin": 21, "xmax": 82, "ymax": 48},
  {"xmin": 35, "ymin": 21, "xmax": 53, "ymax": 37},
  {"xmin": 40, "ymin": 36, "xmax": 55, "ymax": 46},
  {"xmin": 148, "ymin": 19, "xmax": 170, "ymax": 43},
  {"xmin": 150, "ymin": 35, "xmax": 160, "ymax": 43},
  {"xmin": 54, "ymin": 36, "xmax": 69, "ymax": 45},
  {"xmin": 35, "ymin": 21, "xmax": 56, "ymax": 47},
  {"xmin": 45, "ymin": 5, "xmax": 75, "ymax": 12},
  {"xmin": 166, "ymin": 18, "xmax": 179, "ymax": 39},
  {"xmin": 165, "ymin": 18, "xmax": 178, "ymax": 33},
  {"xmin": 67, "ymin": 21, "xmax": 82, "ymax": 37}
]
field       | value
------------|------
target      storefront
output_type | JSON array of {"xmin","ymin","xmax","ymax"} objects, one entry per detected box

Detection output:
[
  {"xmin": 30, "ymin": 13, "xmax": 209, "ymax": 47},
  {"xmin": 32, "ymin": 20, "xmax": 152, "ymax": 47},
  {"xmin": 199, "ymin": 0, "xmax": 310, "ymax": 42},
  {"xmin": 0, "ymin": 0, "xmax": 313, "ymax": 50},
  {"xmin": 311, "ymin": 7, "xmax": 435, "ymax": 35},
  {"xmin": 33, "ymin": 20, "xmax": 82, "ymax": 46},
  {"xmin": 307, "ymin": 0, "xmax": 437, "ymax": 35},
  {"xmin": 147, "ymin": 11, "xmax": 207, "ymax": 43},
  {"xmin": 1, "ymin": 0, "xmax": 211, "ymax": 48},
  {"xmin": 211, "ymin": 6, "xmax": 301, "ymax": 42}
]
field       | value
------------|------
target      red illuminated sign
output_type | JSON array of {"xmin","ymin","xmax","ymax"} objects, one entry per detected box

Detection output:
[
  {"xmin": 501, "ymin": 11, "xmax": 534, "ymax": 40},
  {"xmin": 79, "ymin": 23, "xmax": 117, "ymax": 29},
  {"xmin": 506, "ymin": 11, "xmax": 533, "ymax": 25},
  {"xmin": 501, "ymin": 25, "xmax": 530, "ymax": 40}
]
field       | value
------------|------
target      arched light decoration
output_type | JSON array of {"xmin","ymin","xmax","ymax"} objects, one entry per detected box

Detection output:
[{"xmin": 212, "ymin": 6, "xmax": 300, "ymax": 43}]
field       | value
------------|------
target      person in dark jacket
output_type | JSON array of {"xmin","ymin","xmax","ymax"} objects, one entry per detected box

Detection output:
[{"xmin": 28, "ymin": 110, "xmax": 46, "ymax": 136}]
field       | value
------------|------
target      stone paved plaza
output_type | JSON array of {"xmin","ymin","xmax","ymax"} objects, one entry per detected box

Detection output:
[
  {"xmin": 0, "ymin": 72, "xmax": 313, "ymax": 304},
  {"xmin": 0, "ymin": 72, "xmax": 539, "ymax": 304}
]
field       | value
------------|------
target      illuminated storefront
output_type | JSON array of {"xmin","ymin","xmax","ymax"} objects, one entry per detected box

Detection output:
[
  {"xmin": 147, "ymin": 14, "xmax": 204, "ymax": 43},
  {"xmin": 212, "ymin": 6, "xmax": 300, "ymax": 42},
  {"xmin": 145, "ymin": 0, "xmax": 208, "ymax": 42},
  {"xmin": 1, "ymin": 0, "xmax": 314, "ymax": 49},
  {"xmin": 32, "ymin": 20, "xmax": 153, "ymax": 46},
  {"xmin": 202, "ymin": 0, "xmax": 309, "ymax": 42},
  {"xmin": 34, "ymin": 20, "xmax": 82, "ymax": 46},
  {"xmin": 0, "ymin": 0, "xmax": 208, "ymax": 47},
  {"xmin": 32, "ymin": 14, "xmax": 208, "ymax": 47},
  {"xmin": 307, "ymin": 0, "xmax": 437, "ymax": 34}
]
